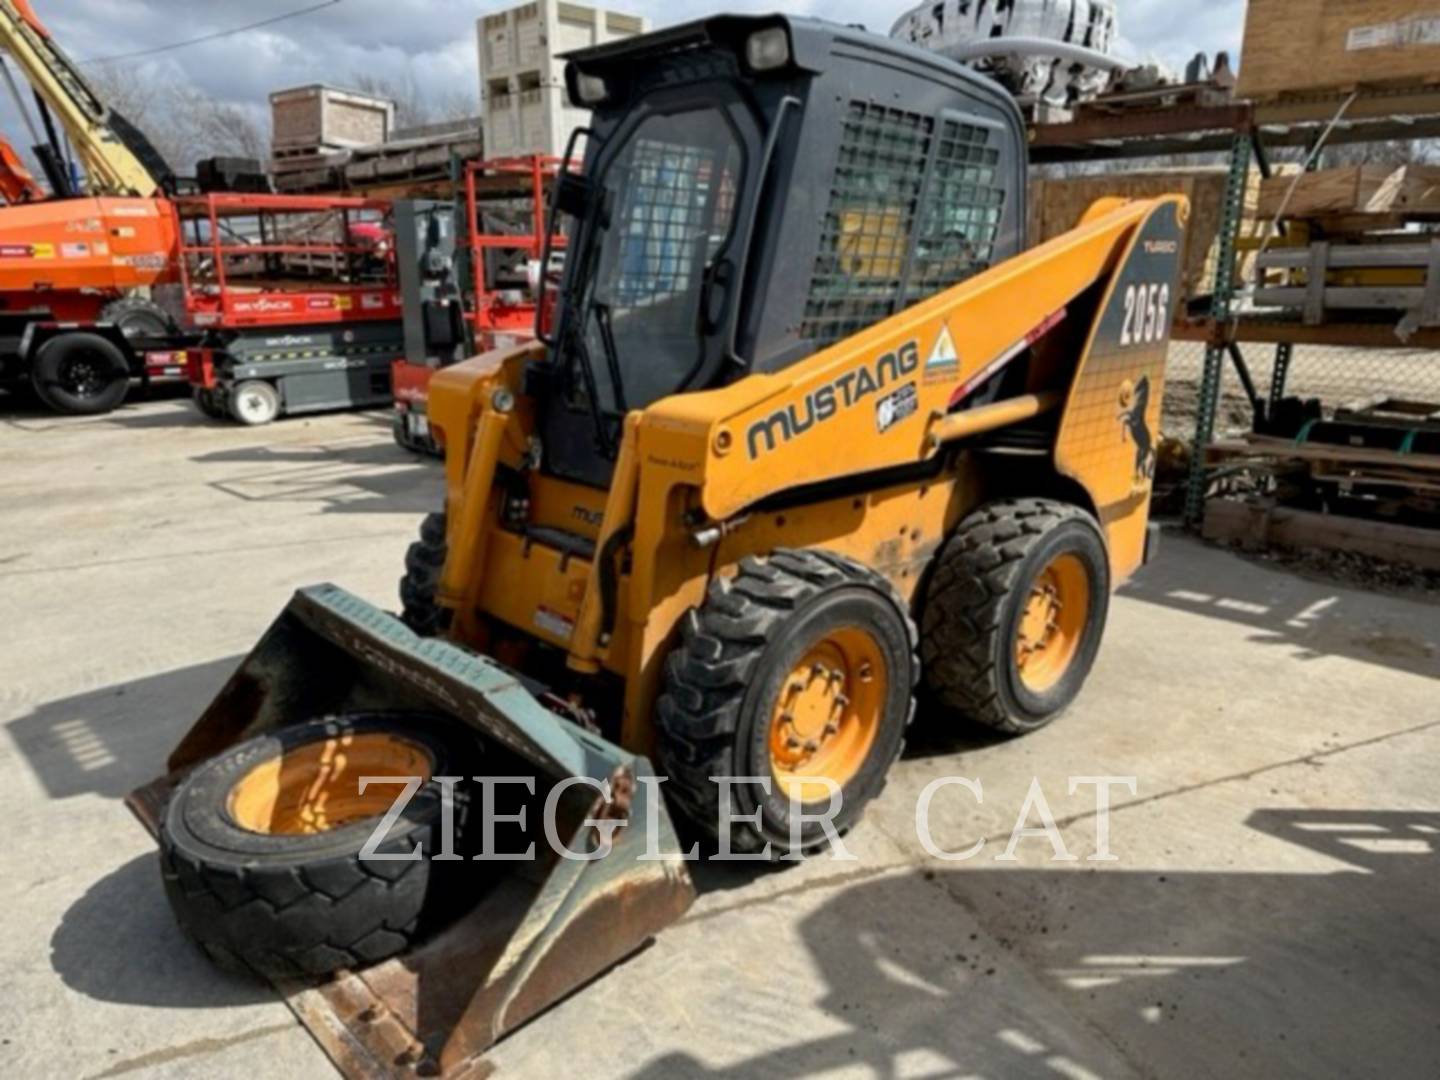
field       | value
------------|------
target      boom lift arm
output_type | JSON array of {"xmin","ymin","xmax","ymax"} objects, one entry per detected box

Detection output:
[
  {"xmin": 0, "ymin": 132, "xmax": 42, "ymax": 202},
  {"xmin": 0, "ymin": 0, "xmax": 171, "ymax": 196}
]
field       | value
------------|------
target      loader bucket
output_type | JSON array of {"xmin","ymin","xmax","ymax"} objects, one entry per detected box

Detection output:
[{"xmin": 126, "ymin": 584, "xmax": 696, "ymax": 1077}]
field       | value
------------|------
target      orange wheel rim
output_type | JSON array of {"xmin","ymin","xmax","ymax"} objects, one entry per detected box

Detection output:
[
  {"xmin": 769, "ymin": 628, "xmax": 886, "ymax": 804},
  {"xmin": 1015, "ymin": 553, "xmax": 1091, "ymax": 694},
  {"xmin": 227, "ymin": 732, "xmax": 434, "ymax": 835}
]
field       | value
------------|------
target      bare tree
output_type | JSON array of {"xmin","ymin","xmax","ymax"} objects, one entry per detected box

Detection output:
[
  {"xmin": 347, "ymin": 70, "xmax": 477, "ymax": 131},
  {"xmin": 85, "ymin": 64, "xmax": 269, "ymax": 174}
]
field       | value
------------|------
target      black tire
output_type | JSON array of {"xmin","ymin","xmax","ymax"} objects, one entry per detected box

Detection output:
[
  {"xmin": 393, "ymin": 411, "xmax": 442, "ymax": 457},
  {"xmin": 192, "ymin": 387, "xmax": 227, "ymax": 420},
  {"xmin": 920, "ymin": 498, "xmax": 1110, "ymax": 735},
  {"xmin": 656, "ymin": 550, "xmax": 917, "ymax": 859},
  {"xmin": 159, "ymin": 713, "xmax": 479, "ymax": 981},
  {"xmin": 100, "ymin": 295, "xmax": 174, "ymax": 343},
  {"xmin": 30, "ymin": 333, "xmax": 129, "ymax": 415},
  {"xmin": 400, "ymin": 512, "xmax": 449, "ymax": 636}
]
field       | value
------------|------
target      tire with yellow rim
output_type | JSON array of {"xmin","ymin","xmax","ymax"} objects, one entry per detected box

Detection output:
[
  {"xmin": 657, "ymin": 549, "xmax": 917, "ymax": 859},
  {"xmin": 159, "ymin": 714, "xmax": 478, "ymax": 980},
  {"xmin": 920, "ymin": 498, "xmax": 1109, "ymax": 734}
]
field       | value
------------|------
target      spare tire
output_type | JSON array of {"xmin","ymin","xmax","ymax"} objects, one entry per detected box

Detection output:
[
  {"xmin": 158, "ymin": 713, "xmax": 479, "ymax": 980},
  {"xmin": 100, "ymin": 295, "xmax": 175, "ymax": 343},
  {"xmin": 30, "ymin": 332, "xmax": 130, "ymax": 415}
]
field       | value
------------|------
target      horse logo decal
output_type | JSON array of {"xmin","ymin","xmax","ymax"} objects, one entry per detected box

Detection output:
[{"xmin": 1118, "ymin": 376, "xmax": 1156, "ymax": 484}]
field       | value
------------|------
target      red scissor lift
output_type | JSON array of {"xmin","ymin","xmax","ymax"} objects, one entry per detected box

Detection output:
[
  {"xmin": 392, "ymin": 155, "xmax": 567, "ymax": 454},
  {"xmin": 174, "ymin": 193, "xmax": 404, "ymax": 425}
]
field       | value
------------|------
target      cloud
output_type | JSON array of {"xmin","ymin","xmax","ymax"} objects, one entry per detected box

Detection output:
[{"xmin": 7, "ymin": 0, "xmax": 1248, "ymax": 160}]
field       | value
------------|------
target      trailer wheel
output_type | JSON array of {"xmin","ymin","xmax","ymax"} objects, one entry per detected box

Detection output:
[
  {"xmin": 657, "ymin": 550, "xmax": 917, "ymax": 859},
  {"xmin": 192, "ymin": 387, "xmax": 227, "ymax": 420},
  {"xmin": 229, "ymin": 380, "xmax": 281, "ymax": 425},
  {"xmin": 158, "ymin": 713, "xmax": 480, "ymax": 981},
  {"xmin": 920, "ymin": 498, "xmax": 1110, "ymax": 734},
  {"xmin": 30, "ymin": 333, "xmax": 130, "ymax": 415},
  {"xmin": 100, "ymin": 295, "xmax": 174, "ymax": 343}
]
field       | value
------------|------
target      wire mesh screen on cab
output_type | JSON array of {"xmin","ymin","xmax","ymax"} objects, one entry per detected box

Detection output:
[{"xmin": 801, "ymin": 104, "xmax": 1007, "ymax": 346}]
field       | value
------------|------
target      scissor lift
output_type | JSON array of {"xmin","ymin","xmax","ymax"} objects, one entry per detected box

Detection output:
[{"xmin": 176, "ymin": 193, "xmax": 404, "ymax": 425}]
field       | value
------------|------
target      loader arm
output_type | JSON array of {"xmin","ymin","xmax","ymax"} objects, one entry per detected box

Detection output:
[{"xmin": 640, "ymin": 196, "xmax": 1185, "ymax": 525}]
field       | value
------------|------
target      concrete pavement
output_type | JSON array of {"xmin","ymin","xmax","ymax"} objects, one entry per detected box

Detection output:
[{"xmin": 2, "ymin": 391, "xmax": 1436, "ymax": 1079}]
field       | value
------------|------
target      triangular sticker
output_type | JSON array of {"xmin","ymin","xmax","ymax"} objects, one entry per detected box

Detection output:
[{"xmin": 926, "ymin": 324, "xmax": 959, "ymax": 371}]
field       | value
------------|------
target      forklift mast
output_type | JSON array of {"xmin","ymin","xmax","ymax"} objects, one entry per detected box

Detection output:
[{"xmin": 395, "ymin": 199, "xmax": 471, "ymax": 369}]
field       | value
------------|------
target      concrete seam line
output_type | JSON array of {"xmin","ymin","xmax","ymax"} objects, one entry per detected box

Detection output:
[{"xmin": 82, "ymin": 1022, "xmax": 298, "ymax": 1080}]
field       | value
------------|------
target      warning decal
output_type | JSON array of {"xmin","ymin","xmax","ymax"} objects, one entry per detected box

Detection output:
[{"xmin": 923, "ymin": 323, "xmax": 960, "ymax": 383}]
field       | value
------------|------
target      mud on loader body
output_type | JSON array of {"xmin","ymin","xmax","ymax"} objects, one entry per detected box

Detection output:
[{"xmin": 130, "ymin": 14, "xmax": 1186, "ymax": 1076}]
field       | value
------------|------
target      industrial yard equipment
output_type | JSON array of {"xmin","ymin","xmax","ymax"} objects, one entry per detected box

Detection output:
[
  {"xmin": 392, "ymin": 155, "xmax": 567, "ymax": 455},
  {"xmin": 131, "ymin": 15, "xmax": 1186, "ymax": 1076},
  {"xmin": 0, "ymin": 0, "xmax": 275, "ymax": 415},
  {"xmin": 891, "ymin": 0, "xmax": 1124, "ymax": 109},
  {"xmin": 177, "ymin": 194, "xmax": 404, "ymax": 424}
]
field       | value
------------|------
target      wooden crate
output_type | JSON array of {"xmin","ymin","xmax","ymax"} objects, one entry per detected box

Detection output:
[
  {"xmin": 1236, "ymin": 0, "xmax": 1440, "ymax": 101},
  {"xmin": 1257, "ymin": 164, "xmax": 1440, "ymax": 219},
  {"xmin": 270, "ymin": 85, "xmax": 395, "ymax": 151},
  {"xmin": 1028, "ymin": 168, "xmax": 1258, "ymax": 300}
]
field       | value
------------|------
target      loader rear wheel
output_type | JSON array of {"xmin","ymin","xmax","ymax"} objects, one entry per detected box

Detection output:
[
  {"xmin": 400, "ymin": 511, "xmax": 449, "ymax": 636},
  {"xmin": 657, "ymin": 550, "xmax": 917, "ymax": 859},
  {"xmin": 920, "ymin": 498, "xmax": 1109, "ymax": 735},
  {"xmin": 158, "ymin": 713, "xmax": 478, "ymax": 981},
  {"xmin": 30, "ymin": 333, "xmax": 129, "ymax": 415}
]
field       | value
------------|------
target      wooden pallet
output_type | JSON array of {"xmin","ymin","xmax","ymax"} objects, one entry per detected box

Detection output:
[
  {"xmin": 1076, "ymin": 80, "xmax": 1233, "ymax": 118},
  {"xmin": 1245, "ymin": 73, "xmax": 1440, "ymax": 106},
  {"xmin": 1204, "ymin": 497, "xmax": 1440, "ymax": 569}
]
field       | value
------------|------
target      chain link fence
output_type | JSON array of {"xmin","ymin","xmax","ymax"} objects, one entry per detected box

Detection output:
[{"xmin": 1163, "ymin": 340, "xmax": 1440, "ymax": 442}]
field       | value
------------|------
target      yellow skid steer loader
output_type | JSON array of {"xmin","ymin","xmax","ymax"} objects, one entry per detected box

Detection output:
[{"xmin": 129, "ymin": 14, "xmax": 1186, "ymax": 1076}]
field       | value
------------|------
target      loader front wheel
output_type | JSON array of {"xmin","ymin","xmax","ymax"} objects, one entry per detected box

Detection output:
[
  {"xmin": 158, "ymin": 713, "xmax": 478, "ymax": 981},
  {"xmin": 920, "ymin": 498, "xmax": 1109, "ymax": 735},
  {"xmin": 657, "ymin": 550, "xmax": 917, "ymax": 859},
  {"xmin": 399, "ymin": 511, "xmax": 449, "ymax": 636}
]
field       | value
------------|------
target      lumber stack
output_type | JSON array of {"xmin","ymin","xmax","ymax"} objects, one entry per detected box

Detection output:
[
  {"xmin": 1252, "ymin": 165, "xmax": 1440, "ymax": 330},
  {"xmin": 1204, "ymin": 398, "xmax": 1440, "ymax": 568}
]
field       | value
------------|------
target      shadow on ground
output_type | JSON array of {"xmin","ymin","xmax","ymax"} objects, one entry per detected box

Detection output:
[
  {"xmin": 1121, "ymin": 533, "xmax": 1439, "ymax": 680},
  {"xmin": 637, "ymin": 808, "xmax": 1440, "ymax": 1079},
  {"xmin": 4, "ymin": 656, "xmax": 240, "ymax": 802},
  {"xmin": 0, "ymin": 381, "xmax": 193, "ymax": 431},
  {"xmin": 50, "ymin": 854, "xmax": 272, "ymax": 1008},
  {"xmin": 190, "ymin": 436, "xmax": 442, "ymax": 516}
]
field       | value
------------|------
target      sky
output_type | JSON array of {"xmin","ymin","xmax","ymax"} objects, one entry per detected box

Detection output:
[{"xmin": 26, "ymin": 0, "xmax": 1247, "ymax": 146}]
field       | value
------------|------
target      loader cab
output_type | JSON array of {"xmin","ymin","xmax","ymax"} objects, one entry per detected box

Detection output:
[{"xmin": 535, "ymin": 14, "xmax": 1027, "ymax": 489}]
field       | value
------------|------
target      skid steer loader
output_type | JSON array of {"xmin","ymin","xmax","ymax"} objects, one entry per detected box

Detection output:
[{"xmin": 128, "ymin": 14, "xmax": 1186, "ymax": 1076}]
